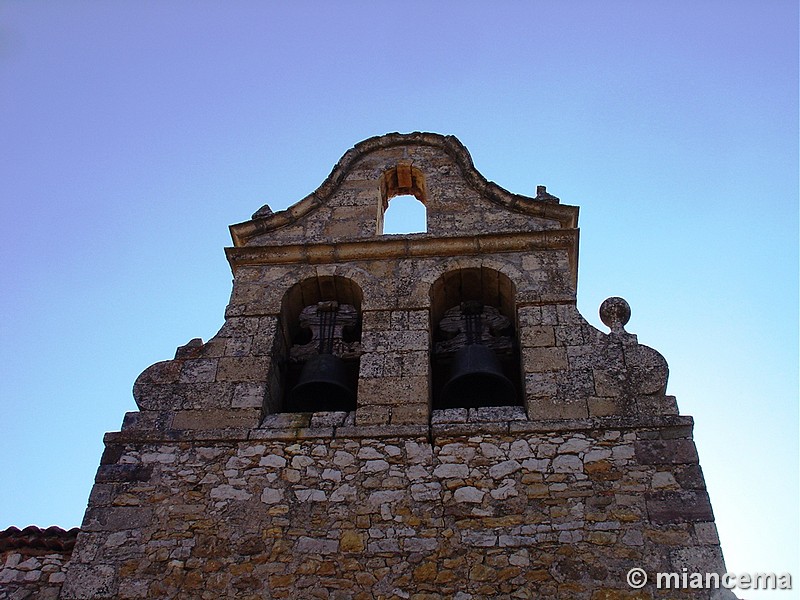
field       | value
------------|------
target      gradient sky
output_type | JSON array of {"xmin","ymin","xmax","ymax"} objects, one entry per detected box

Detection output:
[{"xmin": 1, "ymin": 2, "xmax": 797, "ymax": 597}]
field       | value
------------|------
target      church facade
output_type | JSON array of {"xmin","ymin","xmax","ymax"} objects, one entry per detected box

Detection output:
[{"xmin": 6, "ymin": 133, "xmax": 732, "ymax": 599}]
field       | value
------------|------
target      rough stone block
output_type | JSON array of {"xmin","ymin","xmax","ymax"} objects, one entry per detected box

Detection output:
[
  {"xmin": 587, "ymin": 396, "xmax": 629, "ymax": 418},
  {"xmin": 81, "ymin": 507, "xmax": 152, "ymax": 533},
  {"xmin": 646, "ymin": 491, "xmax": 714, "ymax": 523},
  {"xmin": 527, "ymin": 395, "xmax": 588, "ymax": 420},
  {"xmin": 94, "ymin": 464, "xmax": 153, "ymax": 484},
  {"xmin": 216, "ymin": 357, "xmax": 269, "ymax": 382},
  {"xmin": 592, "ymin": 368, "xmax": 624, "ymax": 397},
  {"xmin": 309, "ymin": 411, "xmax": 348, "ymax": 427},
  {"xmin": 669, "ymin": 546, "xmax": 727, "ymax": 577},
  {"xmin": 171, "ymin": 409, "xmax": 261, "ymax": 430},
  {"xmin": 625, "ymin": 345, "xmax": 669, "ymax": 395},
  {"xmin": 694, "ymin": 522, "xmax": 721, "ymax": 545},
  {"xmin": 520, "ymin": 325, "xmax": 555, "ymax": 348},
  {"xmin": 362, "ymin": 310, "xmax": 391, "ymax": 331},
  {"xmin": 134, "ymin": 360, "xmax": 181, "ymax": 385},
  {"xmin": 391, "ymin": 402, "xmax": 429, "ymax": 425},
  {"xmin": 554, "ymin": 325, "xmax": 584, "ymax": 346},
  {"xmin": 358, "ymin": 352, "xmax": 384, "ymax": 378},
  {"xmin": 523, "ymin": 346, "xmax": 568, "ymax": 372},
  {"xmin": 357, "ymin": 376, "xmax": 428, "ymax": 405},
  {"xmin": 231, "ymin": 382, "xmax": 266, "ymax": 408},
  {"xmin": 634, "ymin": 440, "xmax": 699, "ymax": 465},
  {"xmin": 259, "ymin": 412, "xmax": 310, "ymax": 429},
  {"xmin": 637, "ymin": 394, "xmax": 679, "ymax": 416},
  {"xmin": 355, "ymin": 405, "xmax": 390, "ymax": 426},
  {"xmin": 217, "ymin": 317, "xmax": 261, "ymax": 337},
  {"xmin": 556, "ymin": 303, "xmax": 584, "ymax": 325},
  {"xmin": 224, "ymin": 337, "xmax": 252, "ymax": 357},
  {"xmin": 387, "ymin": 330, "xmax": 429, "ymax": 351},
  {"xmin": 431, "ymin": 408, "xmax": 468, "ymax": 424},
  {"xmin": 517, "ymin": 305, "xmax": 542, "ymax": 326},
  {"xmin": 525, "ymin": 372, "xmax": 557, "ymax": 396},
  {"xmin": 59, "ymin": 564, "xmax": 117, "ymax": 599},
  {"xmin": 400, "ymin": 351, "xmax": 428, "ymax": 376},
  {"xmin": 469, "ymin": 406, "xmax": 527, "ymax": 422}
]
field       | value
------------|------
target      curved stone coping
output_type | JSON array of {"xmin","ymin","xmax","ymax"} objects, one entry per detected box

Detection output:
[
  {"xmin": 229, "ymin": 132, "xmax": 580, "ymax": 246},
  {"xmin": 104, "ymin": 414, "xmax": 694, "ymax": 445}
]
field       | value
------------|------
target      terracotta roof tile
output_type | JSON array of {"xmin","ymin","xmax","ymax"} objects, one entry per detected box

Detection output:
[{"xmin": 0, "ymin": 525, "xmax": 80, "ymax": 552}]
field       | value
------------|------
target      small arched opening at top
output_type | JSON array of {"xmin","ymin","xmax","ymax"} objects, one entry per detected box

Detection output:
[{"xmin": 377, "ymin": 164, "xmax": 427, "ymax": 235}]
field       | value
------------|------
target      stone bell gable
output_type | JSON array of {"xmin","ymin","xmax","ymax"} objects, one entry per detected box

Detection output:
[
  {"xmin": 228, "ymin": 132, "xmax": 576, "ymax": 247},
  {"xmin": 131, "ymin": 132, "xmax": 672, "ymax": 431},
  {"xmin": 57, "ymin": 133, "xmax": 733, "ymax": 600}
]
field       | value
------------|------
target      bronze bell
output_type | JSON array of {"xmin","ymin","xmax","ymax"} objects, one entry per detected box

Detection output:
[
  {"xmin": 287, "ymin": 353, "xmax": 355, "ymax": 413},
  {"xmin": 440, "ymin": 344, "xmax": 517, "ymax": 409}
]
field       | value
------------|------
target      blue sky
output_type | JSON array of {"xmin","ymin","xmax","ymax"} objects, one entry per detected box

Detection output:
[{"xmin": 1, "ymin": 2, "xmax": 797, "ymax": 596}]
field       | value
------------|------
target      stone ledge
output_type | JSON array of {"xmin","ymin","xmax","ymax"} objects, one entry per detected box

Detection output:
[
  {"xmin": 226, "ymin": 229, "xmax": 579, "ymax": 269},
  {"xmin": 510, "ymin": 414, "xmax": 694, "ymax": 434},
  {"xmin": 335, "ymin": 425, "xmax": 430, "ymax": 439},
  {"xmin": 104, "ymin": 414, "xmax": 694, "ymax": 445},
  {"xmin": 104, "ymin": 428, "xmax": 252, "ymax": 444},
  {"xmin": 432, "ymin": 422, "xmax": 511, "ymax": 437}
]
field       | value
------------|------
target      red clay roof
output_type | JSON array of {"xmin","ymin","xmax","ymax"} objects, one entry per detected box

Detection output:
[{"xmin": 0, "ymin": 526, "xmax": 80, "ymax": 552}]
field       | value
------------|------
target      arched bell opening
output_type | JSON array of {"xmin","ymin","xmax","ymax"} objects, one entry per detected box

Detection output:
[
  {"xmin": 276, "ymin": 276, "xmax": 363, "ymax": 413},
  {"xmin": 430, "ymin": 267, "xmax": 523, "ymax": 410}
]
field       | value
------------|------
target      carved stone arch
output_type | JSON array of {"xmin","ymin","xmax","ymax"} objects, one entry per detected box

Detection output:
[
  {"xmin": 474, "ymin": 257, "xmax": 527, "ymax": 290},
  {"xmin": 312, "ymin": 264, "xmax": 388, "ymax": 312},
  {"xmin": 410, "ymin": 257, "xmax": 472, "ymax": 307},
  {"xmin": 259, "ymin": 269, "xmax": 321, "ymax": 315},
  {"xmin": 412, "ymin": 257, "xmax": 524, "ymax": 323}
]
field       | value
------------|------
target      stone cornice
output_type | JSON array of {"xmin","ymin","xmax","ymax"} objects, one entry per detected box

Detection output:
[
  {"xmin": 226, "ymin": 229, "xmax": 579, "ymax": 274},
  {"xmin": 229, "ymin": 132, "xmax": 580, "ymax": 246}
]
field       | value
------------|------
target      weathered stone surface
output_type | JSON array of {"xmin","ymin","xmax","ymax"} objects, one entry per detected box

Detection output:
[
  {"xmin": 60, "ymin": 564, "xmax": 117, "ymax": 599},
  {"xmin": 62, "ymin": 422, "xmax": 727, "ymax": 597},
  {"xmin": 646, "ymin": 491, "xmax": 714, "ymax": 523},
  {"xmin": 0, "ymin": 548, "xmax": 73, "ymax": 600},
  {"xmin": 433, "ymin": 463, "xmax": 469, "ymax": 479},
  {"xmin": 488, "ymin": 459, "xmax": 522, "ymax": 480},
  {"xmin": 171, "ymin": 408, "xmax": 260, "ymax": 430},
  {"xmin": 453, "ymin": 486, "xmax": 485, "ymax": 503},
  {"xmin": 634, "ymin": 440, "xmax": 699, "ymax": 465},
  {"xmin": 55, "ymin": 133, "xmax": 728, "ymax": 600}
]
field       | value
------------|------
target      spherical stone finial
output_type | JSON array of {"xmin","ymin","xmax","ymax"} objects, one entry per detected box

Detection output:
[{"xmin": 600, "ymin": 297, "xmax": 631, "ymax": 334}]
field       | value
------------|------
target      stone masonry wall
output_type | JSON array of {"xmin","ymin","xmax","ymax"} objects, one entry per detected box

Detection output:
[
  {"xmin": 58, "ymin": 133, "xmax": 733, "ymax": 599},
  {"xmin": 62, "ymin": 413, "xmax": 725, "ymax": 600},
  {"xmin": 1, "ymin": 549, "xmax": 72, "ymax": 600}
]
